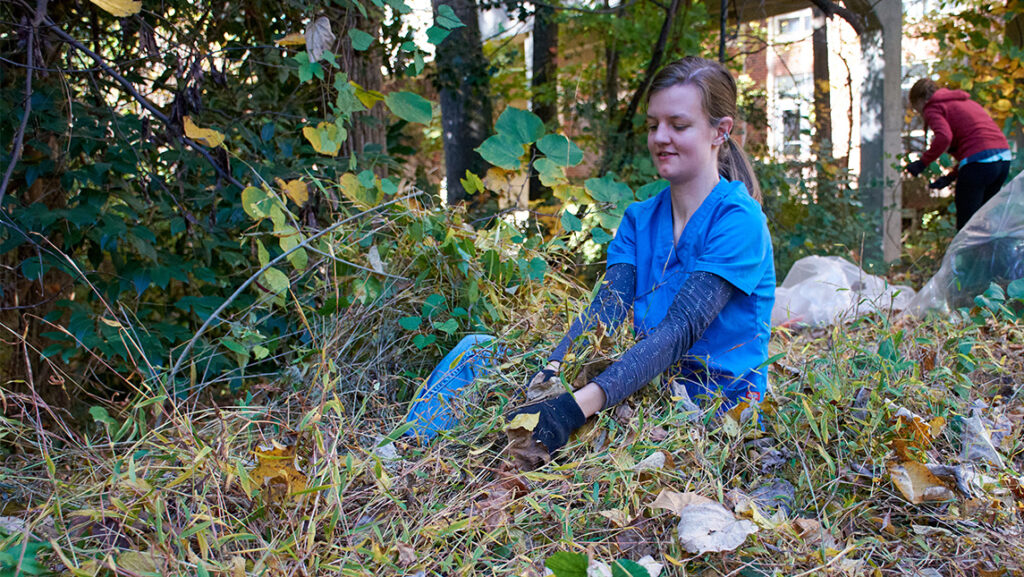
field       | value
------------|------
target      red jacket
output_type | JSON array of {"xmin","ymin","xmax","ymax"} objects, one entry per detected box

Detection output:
[{"xmin": 920, "ymin": 88, "xmax": 1009, "ymax": 168}]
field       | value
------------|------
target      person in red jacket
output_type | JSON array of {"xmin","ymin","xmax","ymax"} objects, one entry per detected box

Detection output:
[{"xmin": 905, "ymin": 78, "xmax": 1012, "ymax": 230}]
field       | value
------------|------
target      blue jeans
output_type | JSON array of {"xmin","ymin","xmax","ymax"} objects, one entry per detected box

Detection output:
[{"xmin": 403, "ymin": 334, "xmax": 499, "ymax": 442}]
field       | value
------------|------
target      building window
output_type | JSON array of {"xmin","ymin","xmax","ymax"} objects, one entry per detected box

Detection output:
[
  {"xmin": 775, "ymin": 11, "xmax": 812, "ymax": 40},
  {"xmin": 782, "ymin": 109, "xmax": 802, "ymax": 156}
]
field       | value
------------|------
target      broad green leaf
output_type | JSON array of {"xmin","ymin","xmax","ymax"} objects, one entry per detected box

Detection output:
[
  {"xmin": 544, "ymin": 552, "xmax": 588, "ymax": 577},
  {"xmin": 637, "ymin": 179, "xmax": 669, "ymax": 200},
  {"xmin": 399, "ymin": 316, "xmax": 422, "ymax": 330},
  {"xmin": 476, "ymin": 133, "xmax": 524, "ymax": 170},
  {"xmin": 533, "ymin": 157, "xmax": 567, "ymax": 186},
  {"xmin": 586, "ymin": 173, "xmax": 633, "ymax": 203},
  {"xmin": 432, "ymin": 318, "xmax": 458, "ymax": 334},
  {"xmin": 340, "ymin": 172, "xmax": 382, "ymax": 208},
  {"xmin": 261, "ymin": 267, "xmax": 290, "ymax": 294},
  {"xmin": 1008, "ymin": 278, "xmax": 1024, "ymax": 300},
  {"xmin": 413, "ymin": 334, "xmax": 436, "ymax": 349},
  {"xmin": 425, "ymin": 25, "xmax": 452, "ymax": 46},
  {"xmin": 348, "ymin": 29, "xmax": 374, "ymax": 51},
  {"xmin": 385, "ymin": 0, "xmax": 412, "ymax": 14},
  {"xmin": 591, "ymin": 227, "xmax": 614, "ymax": 244},
  {"xmin": 89, "ymin": 406, "xmax": 117, "ymax": 427},
  {"xmin": 422, "ymin": 293, "xmax": 445, "ymax": 317},
  {"xmin": 496, "ymin": 106, "xmax": 544, "ymax": 145},
  {"xmin": 385, "ymin": 91, "xmax": 433, "ymax": 124},
  {"xmin": 537, "ymin": 134, "xmax": 584, "ymax": 166},
  {"xmin": 611, "ymin": 560, "xmax": 651, "ymax": 577},
  {"xmin": 561, "ymin": 210, "xmax": 582, "ymax": 232},
  {"xmin": 436, "ymin": 4, "xmax": 465, "ymax": 28},
  {"xmin": 256, "ymin": 240, "xmax": 269, "ymax": 268}
]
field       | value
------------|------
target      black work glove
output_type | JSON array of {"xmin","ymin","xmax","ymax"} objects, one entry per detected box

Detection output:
[
  {"xmin": 906, "ymin": 160, "xmax": 926, "ymax": 177},
  {"xmin": 929, "ymin": 174, "xmax": 955, "ymax": 190},
  {"xmin": 506, "ymin": 392, "xmax": 586, "ymax": 456}
]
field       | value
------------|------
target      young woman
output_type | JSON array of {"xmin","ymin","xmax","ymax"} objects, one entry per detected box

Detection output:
[
  {"xmin": 507, "ymin": 57, "xmax": 775, "ymax": 459},
  {"xmin": 905, "ymin": 78, "xmax": 1012, "ymax": 230}
]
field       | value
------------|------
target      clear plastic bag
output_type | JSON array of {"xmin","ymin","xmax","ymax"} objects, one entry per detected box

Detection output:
[
  {"xmin": 772, "ymin": 255, "xmax": 916, "ymax": 327},
  {"xmin": 906, "ymin": 169, "xmax": 1024, "ymax": 315}
]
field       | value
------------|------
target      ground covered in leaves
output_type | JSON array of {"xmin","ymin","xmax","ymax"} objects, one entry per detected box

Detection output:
[{"xmin": 2, "ymin": 298, "xmax": 1024, "ymax": 576}]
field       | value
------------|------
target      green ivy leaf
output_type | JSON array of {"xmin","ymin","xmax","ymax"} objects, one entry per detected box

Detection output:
[
  {"xmin": 385, "ymin": 91, "xmax": 433, "ymax": 124},
  {"xmin": 1008, "ymin": 277, "xmax": 1024, "ymax": 301},
  {"xmin": 399, "ymin": 316, "xmax": 422, "ymax": 330},
  {"xmin": 475, "ymin": 133, "xmax": 524, "ymax": 170},
  {"xmin": 534, "ymin": 158, "xmax": 568, "ymax": 186},
  {"xmin": 348, "ymin": 29, "xmax": 375, "ymax": 51},
  {"xmin": 433, "ymin": 318, "xmax": 459, "ymax": 334},
  {"xmin": 636, "ymin": 179, "xmax": 669, "ymax": 201},
  {"xmin": 460, "ymin": 170, "xmax": 484, "ymax": 195},
  {"xmin": 591, "ymin": 227, "xmax": 614, "ymax": 244},
  {"xmin": 89, "ymin": 406, "xmax": 117, "ymax": 427},
  {"xmin": 413, "ymin": 334, "xmax": 437, "ymax": 349},
  {"xmin": 561, "ymin": 210, "xmax": 582, "ymax": 232},
  {"xmin": 242, "ymin": 186, "xmax": 272, "ymax": 219},
  {"xmin": 586, "ymin": 173, "xmax": 633, "ymax": 203},
  {"xmin": 495, "ymin": 106, "xmax": 544, "ymax": 145},
  {"xmin": 544, "ymin": 552, "xmax": 588, "ymax": 577},
  {"xmin": 261, "ymin": 267, "xmax": 290, "ymax": 294},
  {"xmin": 425, "ymin": 25, "xmax": 452, "ymax": 46},
  {"xmin": 422, "ymin": 293, "xmax": 446, "ymax": 317},
  {"xmin": 537, "ymin": 134, "xmax": 584, "ymax": 166},
  {"xmin": 611, "ymin": 560, "xmax": 651, "ymax": 577},
  {"xmin": 436, "ymin": 4, "xmax": 465, "ymax": 29}
]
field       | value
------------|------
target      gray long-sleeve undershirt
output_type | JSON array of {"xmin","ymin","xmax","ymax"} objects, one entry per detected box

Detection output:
[{"xmin": 548, "ymin": 264, "xmax": 735, "ymax": 409}]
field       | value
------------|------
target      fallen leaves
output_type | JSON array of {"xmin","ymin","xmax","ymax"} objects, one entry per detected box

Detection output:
[
  {"xmin": 887, "ymin": 460, "xmax": 956, "ymax": 504},
  {"xmin": 676, "ymin": 502, "xmax": 759, "ymax": 554},
  {"xmin": 248, "ymin": 441, "xmax": 307, "ymax": 503},
  {"xmin": 505, "ymin": 413, "xmax": 551, "ymax": 470}
]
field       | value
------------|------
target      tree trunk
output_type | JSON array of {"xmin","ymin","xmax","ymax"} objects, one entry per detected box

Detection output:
[
  {"xmin": 432, "ymin": 0, "xmax": 492, "ymax": 205},
  {"xmin": 528, "ymin": 4, "xmax": 558, "ymax": 202},
  {"xmin": 811, "ymin": 7, "xmax": 832, "ymax": 162},
  {"xmin": 339, "ymin": 7, "xmax": 388, "ymax": 164}
]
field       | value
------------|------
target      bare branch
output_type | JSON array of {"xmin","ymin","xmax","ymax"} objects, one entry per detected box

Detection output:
[
  {"xmin": 806, "ymin": 0, "xmax": 865, "ymax": 35},
  {"xmin": 42, "ymin": 17, "xmax": 245, "ymax": 189},
  {"xmin": 0, "ymin": 0, "xmax": 48, "ymax": 207}
]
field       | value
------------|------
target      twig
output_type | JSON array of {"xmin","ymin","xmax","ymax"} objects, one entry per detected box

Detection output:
[
  {"xmin": 0, "ymin": 0, "xmax": 48, "ymax": 206},
  {"xmin": 42, "ymin": 17, "xmax": 245, "ymax": 190},
  {"xmin": 166, "ymin": 191, "xmax": 423, "ymax": 386}
]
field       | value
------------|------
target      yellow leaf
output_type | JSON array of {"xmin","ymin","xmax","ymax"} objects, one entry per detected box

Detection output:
[
  {"xmin": 506, "ymin": 411, "xmax": 540, "ymax": 432},
  {"xmin": 887, "ymin": 460, "xmax": 956, "ymax": 504},
  {"xmin": 250, "ymin": 441, "xmax": 307, "ymax": 502},
  {"xmin": 302, "ymin": 122, "xmax": 344, "ymax": 156},
  {"xmin": 183, "ymin": 116, "xmax": 225, "ymax": 148},
  {"xmin": 117, "ymin": 550, "xmax": 159, "ymax": 574},
  {"xmin": 90, "ymin": 0, "xmax": 142, "ymax": 17},
  {"xmin": 351, "ymin": 80, "xmax": 386, "ymax": 109},
  {"xmin": 994, "ymin": 99, "xmax": 1012, "ymax": 112},
  {"xmin": 275, "ymin": 32, "xmax": 306, "ymax": 46},
  {"xmin": 276, "ymin": 178, "xmax": 309, "ymax": 206}
]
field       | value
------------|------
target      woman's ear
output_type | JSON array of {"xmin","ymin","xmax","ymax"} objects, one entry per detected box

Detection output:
[{"xmin": 716, "ymin": 117, "xmax": 735, "ymax": 145}]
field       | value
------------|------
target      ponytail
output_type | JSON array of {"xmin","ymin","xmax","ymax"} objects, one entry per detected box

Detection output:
[{"xmin": 719, "ymin": 137, "xmax": 761, "ymax": 203}]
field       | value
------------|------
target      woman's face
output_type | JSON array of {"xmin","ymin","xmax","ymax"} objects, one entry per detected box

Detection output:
[{"xmin": 646, "ymin": 84, "xmax": 731, "ymax": 187}]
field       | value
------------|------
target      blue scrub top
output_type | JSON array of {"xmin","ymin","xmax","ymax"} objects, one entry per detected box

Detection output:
[{"xmin": 606, "ymin": 178, "xmax": 775, "ymax": 403}]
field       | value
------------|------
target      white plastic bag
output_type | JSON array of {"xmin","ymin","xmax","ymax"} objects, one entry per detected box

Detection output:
[
  {"xmin": 772, "ymin": 255, "xmax": 915, "ymax": 327},
  {"xmin": 906, "ymin": 169, "xmax": 1024, "ymax": 316}
]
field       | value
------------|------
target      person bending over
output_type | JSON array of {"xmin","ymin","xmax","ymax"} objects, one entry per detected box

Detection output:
[{"xmin": 905, "ymin": 78, "xmax": 1012, "ymax": 230}]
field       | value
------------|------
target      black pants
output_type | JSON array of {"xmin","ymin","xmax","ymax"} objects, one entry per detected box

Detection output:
[{"xmin": 954, "ymin": 160, "xmax": 1011, "ymax": 230}]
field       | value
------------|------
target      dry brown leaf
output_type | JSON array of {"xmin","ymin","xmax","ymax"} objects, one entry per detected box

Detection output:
[
  {"xmin": 505, "ymin": 425, "xmax": 550, "ymax": 471},
  {"xmin": 395, "ymin": 542, "xmax": 417, "ymax": 567},
  {"xmin": 650, "ymin": 489, "xmax": 713, "ymax": 515},
  {"xmin": 649, "ymin": 426, "xmax": 669, "ymax": 442},
  {"xmin": 524, "ymin": 371, "xmax": 564, "ymax": 403},
  {"xmin": 676, "ymin": 502, "xmax": 759, "ymax": 554},
  {"xmin": 89, "ymin": 0, "xmax": 141, "ymax": 17},
  {"xmin": 250, "ymin": 441, "xmax": 307, "ymax": 502},
  {"xmin": 599, "ymin": 508, "xmax": 631, "ymax": 528},
  {"xmin": 470, "ymin": 476, "xmax": 527, "ymax": 531},
  {"xmin": 117, "ymin": 549, "xmax": 160, "ymax": 575},
  {"xmin": 791, "ymin": 518, "xmax": 823, "ymax": 543},
  {"xmin": 305, "ymin": 16, "xmax": 336, "ymax": 62},
  {"xmin": 887, "ymin": 461, "xmax": 956, "ymax": 504},
  {"xmin": 633, "ymin": 451, "xmax": 667, "ymax": 472},
  {"xmin": 275, "ymin": 32, "xmax": 306, "ymax": 46}
]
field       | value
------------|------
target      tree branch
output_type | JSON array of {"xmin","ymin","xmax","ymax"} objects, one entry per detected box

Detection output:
[
  {"xmin": 0, "ymin": 0, "xmax": 48, "ymax": 207},
  {"xmin": 43, "ymin": 17, "xmax": 245, "ymax": 189},
  {"xmin": 806, "ymin": 0, "xmax": 865, "ymax": 35}
]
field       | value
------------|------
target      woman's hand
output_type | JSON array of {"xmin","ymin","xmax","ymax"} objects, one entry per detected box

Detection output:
[{"xmin": 506, "ymin": 392, "xmax": 586, "ymax": 459}]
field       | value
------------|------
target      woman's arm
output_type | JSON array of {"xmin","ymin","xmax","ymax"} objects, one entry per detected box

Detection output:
[
  {"xmin": 577, "ymin": 270, "xmax": 736, "ymax": 415},
  {"xmin": 547, "ymin": 263, "xmax": 636, "ymax": 364}
]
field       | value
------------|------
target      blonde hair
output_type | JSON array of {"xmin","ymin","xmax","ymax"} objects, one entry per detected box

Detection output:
[
  {"xmin": 909, "ymin": 78, "xmax": 939, "ymax": 111},
  {"xmin": 649, "ymin": 56, "xmax": 762, "ymax": 203}
]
